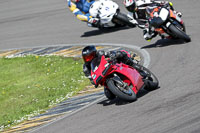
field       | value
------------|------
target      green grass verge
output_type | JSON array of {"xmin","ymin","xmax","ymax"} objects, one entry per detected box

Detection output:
[{"xmin": 0, "ymin": 55, "xmax": 90, "ymax": 130}]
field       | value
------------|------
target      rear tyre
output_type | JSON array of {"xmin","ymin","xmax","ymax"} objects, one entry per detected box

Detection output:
[
  {"xmin": 143, "ymin": 71, "xmax": 159, "ymax": 91},
  {"xmin": 113, "ymin": 12, "xmax": 136, "ymax": 28},
  {"xmin": 107, "ymin": 79, "xmax": 137, "ymax": 101},
  {"xmin": 168, "ymin": 24, "xmax": 191, "ymax": 42},
  {"xmin": 134, "ymin": 64, "xmax": 159, "ymax": 91}
]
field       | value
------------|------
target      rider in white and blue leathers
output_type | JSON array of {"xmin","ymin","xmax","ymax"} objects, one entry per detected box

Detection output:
[{"xmin": 67, "ymin": 0, "xmax": 99, "ymax": 27}]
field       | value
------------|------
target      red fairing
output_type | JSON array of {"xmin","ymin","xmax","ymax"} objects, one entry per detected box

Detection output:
[
  {"xmin": 111, "ymin": 63, "xmax": 144, "ymax": 94},
  {"xmin": 90, "ymin": 55, "xmax": 144, "ymax": 94},
  {"xmin": 91, "ymin": 56, "xmax": 108, "ymax": 85}
]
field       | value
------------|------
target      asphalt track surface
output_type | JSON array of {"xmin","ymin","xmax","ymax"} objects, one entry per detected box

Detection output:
[{"xmin": 0, "ymin": 0, "xmax": 200, "ymax": 133}]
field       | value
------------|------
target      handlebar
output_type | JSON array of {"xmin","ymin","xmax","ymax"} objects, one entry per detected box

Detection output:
[{"xmin": 107, "ymin": 57, "xmax": 117, "ymax": 64}]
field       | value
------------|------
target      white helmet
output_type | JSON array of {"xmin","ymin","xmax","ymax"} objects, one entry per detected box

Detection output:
[
  {"xmin": 137, "ymin": 0, "xmax": 145, "ymax": 6},
  {"xmin": 123, "ymin": 0, "xmax": 136, "ymax": 12}
]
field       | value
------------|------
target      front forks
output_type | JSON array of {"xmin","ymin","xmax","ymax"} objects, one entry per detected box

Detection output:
[{"xmin": 112, "ymin": 74, "xmax": 132, "ymax": 96}]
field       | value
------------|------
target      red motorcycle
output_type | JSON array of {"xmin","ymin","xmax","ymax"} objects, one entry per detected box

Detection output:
[{"xmin": 90, "ymin": 53, "xmax": 159, "ymax": 101}]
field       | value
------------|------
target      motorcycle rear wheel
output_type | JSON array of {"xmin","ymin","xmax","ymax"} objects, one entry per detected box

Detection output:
[
  {"xmin": 168, "ymin": 24, "xmax": 191, "ymax": 42},
  {"xmin": 107, "ymin": 78, "xmax": 137, "ymax": 101},
  {"xmin": 134, "ymin": 64, "xmax": 159, "ymax": 91},
  {"xmin": 113, "ymin": 12, "xmax": 136, "ymax": 28}
]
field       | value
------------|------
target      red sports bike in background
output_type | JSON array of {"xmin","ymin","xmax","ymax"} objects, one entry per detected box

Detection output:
[
  {"xmin": 90, "ymin": 53, "xmax": 159, "ymax": 101},
  {"xmin": 147, "ymin": 6, "xmax": 191, "ymax": 42}
]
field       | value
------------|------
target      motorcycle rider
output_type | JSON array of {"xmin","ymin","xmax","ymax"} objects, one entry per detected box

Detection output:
[
  {"xmin": 123, "ymin": 0, "xmax": 182, "ymax": 41},
  {"xmin": 82, "ymin": 45, "xmax": 144, "ymax": 100},
  {"xmin": 67, "ymin": 0, "xmax": 100, "ymax": 27}
]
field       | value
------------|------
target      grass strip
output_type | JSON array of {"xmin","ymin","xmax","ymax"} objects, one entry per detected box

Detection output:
[{"xmin": 0, "ymin": 55, "xmax": 90, "ymax": 130}]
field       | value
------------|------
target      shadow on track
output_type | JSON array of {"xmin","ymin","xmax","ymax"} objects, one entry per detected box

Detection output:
[
  {"xmin": 98, "ymin": 98, "xmax": 133, "ymax": 106},
  {"xmin": 98, "ymin": 88, "xmax": 158, "ymax": 106},
  {"xmin": 81, "ymin": 26, "xmax": 133, "ymax": 37},
  {"xmin": 141, "ymin": 38, "xmax": 189, "ymax": 49}
]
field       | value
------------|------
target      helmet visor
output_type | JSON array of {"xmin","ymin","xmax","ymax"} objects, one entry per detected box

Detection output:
[{"xmin": 83, "ymin": 52, "xmax": 96, "ymax": 62}]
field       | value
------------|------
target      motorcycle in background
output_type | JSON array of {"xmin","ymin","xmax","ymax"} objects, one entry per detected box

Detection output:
[
  {"xmin": 89, "ymin": 0, "xmax": 136, "ymax": 29},
  {"xmin": 146, "ymin": 6, "xmax": 191, "ymax": 42}
]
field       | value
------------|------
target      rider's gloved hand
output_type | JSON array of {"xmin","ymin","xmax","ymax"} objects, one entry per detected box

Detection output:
[
  {"xmin": 110, "ymin": 52, "xmax": 117, "ymax": 60},
  {"xmin": 109, "ymin": 51, "xmax": 124, "ymax": 60},
  {"xmin": 88, "ymin": 18, "xmax": 100, "ymax": 27}
]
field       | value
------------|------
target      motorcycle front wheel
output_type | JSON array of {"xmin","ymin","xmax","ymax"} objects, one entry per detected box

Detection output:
[
  {"xmin": 104, "ymin": 87, "xmax": 116, "ymax": 100},
  {"xmin": 168, "ymin": 24, "xmax": 191, "ymax": 42},
  {"xmin": 107, "ymin": 78, "xmax": 137, "ymax": 101}
]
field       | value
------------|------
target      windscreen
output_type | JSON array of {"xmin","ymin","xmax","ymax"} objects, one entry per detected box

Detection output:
[{"xmin": 91, "ymin": 57, "xmax": 102, "ymax": 72}]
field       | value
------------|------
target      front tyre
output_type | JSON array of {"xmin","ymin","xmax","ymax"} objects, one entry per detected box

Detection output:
[
  {"xmin": 104, "ymin": 87, "xmax": 116, "ymax": 100},
  {"xmin": 107, "ymin": 79, "xmax": 137, "ymax": 101},
  {"xmin": 168, "ymin": 24, "xmax": 191, "ymax": 42}
]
